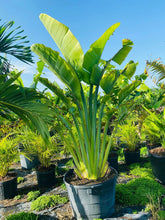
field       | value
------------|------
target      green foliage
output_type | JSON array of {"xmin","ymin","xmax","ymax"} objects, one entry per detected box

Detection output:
[
  {"xmin": 14, "ymin": 194, "xmax": 24, "ymax": 200},
  {"xmin": 16, "ymin": 126, "xmax": 60, "ymax": 168},
  {"xmin": 0, "ymin": 73, "xmax": 54, "ymax": 144},
  {"xmin": 142, "ymin": 106, "xmax": 165, "ymax": 146},
  {"xmin": 60, "ymin": 183, "xmax": 67, "ymax": 190},
  {"xmin": 0, "ymin": 135, "xmax": 18, "ymax": 177},
  {"xmin": 146, "ymin": 59, "xmax": 165, "ymax": 83},
  {"xmin": 145, "ymin": 194, "xmax": 161, "ymax": 220},
  {"xmin": 31, "ymin": 13, "xmax": 143, "ymax": 180},
  {"xmin": 116, "ymin": 178, "xmax": 165, "ymax": 206},
  {"xmin": 27, "ymin": 191, "xmax": 40, "ymax": 202},
  {"xmin": 17, "ymin": 176, "xmax": 25, "ymax": 184},
  {"xmin": 158, "ymin": 210, "xmax": 165, "ymax": 220},
  {"xmin": 0, "ymin": 19, "xmax": 33, "ymax": 65},
  {"xmin": 117, "ymin": 121, "xmax": 140, "ymax": 151},
  {"xmin": 129, "ymin": 164, "xmax": 154, "ymax": 179},
  {"xmin": 31, "ymin": 194, "xmax": 68, "ymax": 211},
  {"xmin": 140, "ymin": 146, "xmax": 148, "ymax": 157},
  {"xmin": 6, "ymin": 212, "xmax": 38, "ymax": 220}
]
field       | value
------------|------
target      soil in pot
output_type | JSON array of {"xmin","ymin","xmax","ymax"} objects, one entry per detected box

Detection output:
[
  {"xmin": 149, "ymin": 146, "xmax": 165, "ymax": 184},
  {"xmin": 146, "ymin": 142, "xmax": 161, "ymax": 152},
  {"xmin": 0, "ymin": 172, "xmax": 17, "ymax": 200},
  {"xmin": 64, "ymin": 167, "xmax": 118, "ymax": 219},
  {"xmin": 124, "ymin": 149, "xmax": 140, "ymax": 165},
  {"xmin": 36, "ymin": 164, "xmax": 56, "ymax": 188}
]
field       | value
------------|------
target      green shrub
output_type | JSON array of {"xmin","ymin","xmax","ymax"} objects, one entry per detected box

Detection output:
[
  {"xmin": 140, "ymin": 146, "xmax": 148, "ymax": 157},
  {"xmin": 27, "ymin": 191, "xmax": 40, "ymax": 201},
  {"xmin": 116, "ymin": 178, "xmax": 165, "ymax": 206},
  {"xmin": 6, "ymin": 212, "xmax": 38, "ymax": 220},
  {"xmin": 129, "ymin": 165, "xmax": 154, "ymax": 179},
  {"xmin": 31, "ymin": 194, "xmax": 68, "ymax": 211},
  {"xmin": 14, "ymin": 194, "xmax": 24, "ymax": 200},
  {"xmin": 17, "ymin": 176, "xmax": 25, "ymax": 184},
  {"xmin": 158, "ymin": 210, "xmax": 165, "ymax": 220},
  {"xmin": 60, "ymin": 183, "xmax": 67, "ymax": 190}
]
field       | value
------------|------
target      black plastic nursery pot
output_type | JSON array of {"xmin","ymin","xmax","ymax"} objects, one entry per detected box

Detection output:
[
  {"xmin": 0, "ymin": 173, "xmax": 17, "ymax": 200},
  {"xmin": 149, "ymin": 149, "xmax": 165, "ymax": 184},
  {"xmin": 124, "ymin": 149, "xmax": 140, "ymax": 165},
  {"xmin": 64, "ymin": 167, "xmax": 118, "ymax": 220},
  {"xmin": 20, "ymin": 155, "xmax": 40, "ymax": 170},
  {"xmin": 108, "ymin": 152, "xmax": 118, "ymax": 171},
  {"xmin": 36, "ymin": 164, "xmax": 56, "ymax": 188}
]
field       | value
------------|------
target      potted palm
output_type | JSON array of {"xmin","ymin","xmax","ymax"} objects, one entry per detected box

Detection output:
[
  {"xmin": 17, "ymin": 127, "xmax": 59, "ymax": 188},
  {"xmin": 0, "ymin": 134, "xmax": 18, "ymax": 200},
  {"xmin": 143, "ymin": 106, "xmax": 165, "ymax": 184},
  {"xmin": 117, "ymin": 121, "xmax": 141, "ymax": 165},
  {"xmin": 141, "ymin": 113, "xmax": 161, "ymax": 151},
  {"xmin": 16, "ymin": 127, "xmax": 40, "ymax": 170},
  {"xmin": 31, "ymin": 13, "xmax": 143, "ymax": 219},
  {"xmin": 34, "ymin": 135, "xmax": 58, "ymax": 188}
]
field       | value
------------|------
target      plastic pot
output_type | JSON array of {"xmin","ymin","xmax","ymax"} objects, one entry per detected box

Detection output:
[
  {"xmin": 64, "ymin": 168, "xmax": 118, "ymax": 220},
  {"xmin": 0, "ymin": 173, "xmax": 17, "ymax": 200},
  {"xmin": 150, "ymin": 150, "xmax": 165, "ymax": 184},
  {"xmin": 108, "ymin": 152, "xmax": 118, "ymax": 171},
  {"xmin": 36, "ymin": 165, "xmax": 56, "ymax": 188},
  {"xmin": 19, "ymin": 155, "xmax": 40, "ymax": 170},
  {"xmin": 124, "ymin": 149, "xmax": 140, "ymax": 165}
]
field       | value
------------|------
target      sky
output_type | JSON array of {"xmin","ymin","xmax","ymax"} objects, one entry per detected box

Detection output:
[{"xmin": 1, "ymin": 0, "xmax": 165, "ymax": 89}]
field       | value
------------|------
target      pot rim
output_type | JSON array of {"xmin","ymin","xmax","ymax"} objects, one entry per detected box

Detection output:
[
  {"xmin": 0, "ymin": 172, "xmax": 17, "ymax": 184},
  {"xmin": 64, "ymin": 166, "xmax": 118, "ymax": 189},
  {"xmin": 36, "ymin": 164, "xmax": 55, "ymax": 174}
]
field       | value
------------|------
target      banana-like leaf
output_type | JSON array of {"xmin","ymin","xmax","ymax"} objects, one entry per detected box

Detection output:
[
  {"xmin": 78, "ymin": 67, "xmax": 90, "ymax": 84},
  {"xmin": 122, "ymin": 60, "xmax": 137, "ymax": 79},
  {"xmin": 39, "ymin": 13, "xmax": 84, "ymax": 70},
  {"xmin": 118, "ymin": 80, "xmax": 141, "ymax": 105},
  {"xmin": 90, "ymin": 64, "xmax": 103, "ymax": 85},
  {"xmin": 100, "ymin": 70, "xmax": 120, "ymax": 94},
  {"xmin": 39, "ymin": 77, "xmax": 70, "ymax": 107},
  {"xmin": 31, "ymin": 44, "xmax": 81, "ymax": 100},
  {"xmin": 112, "ymin": 39, "xmax": 133, "ymax": 65},
  {"xmin": 83, "ymin": 23, "xmax": 120, "ymax": 72}
]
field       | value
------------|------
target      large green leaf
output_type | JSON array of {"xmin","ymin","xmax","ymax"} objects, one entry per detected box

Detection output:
[
  {"xmin": 31, "ymin": 44, "xmax": 81, "ymax": 99},
  {"xmin": 100, "ymin": 69, "xmax": 120, "ymax": 94},
  {"xmin": 83, "ymin": 23, "xmax": 120, "ymax": 72},
  {"xmin": 38, "ymin": 77, "xmax": 71, "ymax": 107},
  {"xmin": 122, "ymin": 60, "xmax": 137, "ymax": 79},
  {"xmin": 118, "ymin": 80, "xmax": 141, "ymax": 105},
  {"xmin": 90, "ymin": 64, "xmax": 103, "ymax": 85},
  {"xmin": 112, "ymin": 39, "xmax": 133, "ymax": 65},
  {"xmin": 39, "ymin": 13, "xmax": 84, "ymax": 70}
]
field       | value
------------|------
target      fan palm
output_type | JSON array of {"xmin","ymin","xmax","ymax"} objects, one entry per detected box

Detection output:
[{"xmin": 146, "ymin": 59, "xmax": 165, "ymax": 83}]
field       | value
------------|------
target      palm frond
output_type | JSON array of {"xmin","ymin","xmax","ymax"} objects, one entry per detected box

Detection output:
[
  {"xmin": 146, "ymin": 60, "xmax": 165, "ymax": 83},
  {"xmin": 0, "ymin": 74, "xmax": 54, "ymax": 143},
  {"xmin": 0, "ymin": 19, "xmax": 33, "ymax": 64}
]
